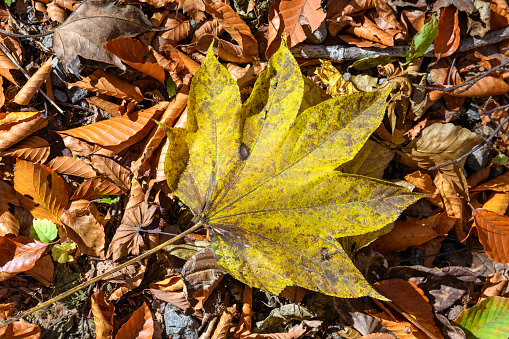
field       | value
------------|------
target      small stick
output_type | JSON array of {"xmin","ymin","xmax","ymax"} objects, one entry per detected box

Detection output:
[
  {"xmin": 0, "ymin": 42, "xmax": 64, "ymax": 115},
  {"xmin": 0, "ymin": 221, "xmax": 204, "ymax": 329}
]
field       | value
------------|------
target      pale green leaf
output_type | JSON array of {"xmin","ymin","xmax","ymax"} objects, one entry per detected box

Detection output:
[
  {"xmin": 164, "ymin": 43, "xmax": 422, "ymax": 298},
  {"xmin": 52, "ymin": 242, "xmax": 77, "ymax": 264},
  {"xmin": 30, "ymin": 219, "xmax": 58, "ymax": 243},
  {"xmin": 404, "ymin": 15, "xmax": 438, "ymax": 65},
  {"xmin": 453, "ymin": 296, "xmax": 509, "ymax": 338}
]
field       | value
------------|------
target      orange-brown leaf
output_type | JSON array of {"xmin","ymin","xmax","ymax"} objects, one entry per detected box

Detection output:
[
  {"xmin": 108, "ymin": 261, "xmax": 147, "ymax": 301},
  {"xmin": 58, "ymin": 102, "xmax": 168, "ymax": 147},
  {"xmin": 67, "ymin": 69, "xmax": 144, "ymax": 102},
  {"xmin": 0, "ymin": 320, "xmax": 41, "ymax": 339},
  {"xmin": 473, "ymin": 208, "xmax": 509, "ymax": 264},
  {"xmin": 13, "ymin": 58, "xmax": 53, "ymax": 105},
  {"xmin": 91, "ymin": 290, "xmax": 115, "ymax": 339},
  {"xmin": 86, "ymin": 96, "xmax": 121, "ymax": 117},
  {"xmin": 0, "ymin": 236, "xmax": 48, "ymax": 282},
  {"xmin": 434, "ymin": 6, "xmax": 460, "ymax": 59},
  {"xmin": 374, "ymin": 279, "xmax": 444, "ymax": 339},
  {"xmin": 125, "ymin": 178, "xmax": 144, "ymax": 210},
  {"xmin": 0, "ymin": 23, "xmax": 23, "ymax": 85},
  {"xmin": 46, "ymin": 1, "xmax": 67, "ymax": 23},
  {"xmin": 234, "ymin": 285, "xmax": 253, "ymax": 338},
  {"xmin": 60, "ymin": 200, "xmax": 106, "ymax": 258},
  {"xmin": 0, "ymin": 112, "xmax": 47, "ymax": 152},
  {"xmin": 160, "ymin": 13, "xmax": 190, "ymax": 45},
  {"xmin": 0, "ymin": 180, "xmax": 19, "ymax": 236},
  {"xmin": 53, "ymin": 0, "xmax": 79, "ymax": 11},
  {"xmin": 47, "ymin": 156, "xmax": 97, "ymax": 178},
  {"xmin": 243, "ymin": 331, "xmax": 306, "ymax": 339},
  {"xmin": 483, "ymin": 192, "xmax": 509, "ymax": 215},
  {"xmin": 212, "ymin": 304, "xmax": 237, "ymax": 339},
  {"xmin": 370, "ymin": 221, "xmax": 441, "ymax": 254},
  {"xmin": 0, "ymin": 136, "xmax": 50, "ymax": 163},
  {"xmin": 88, "ymin": 155, "xmax": 130, "ymax": 191},
  {"xmin": 471, "ymin": 172, "xmax": 509, "ymax": 192},
  {"xmin": 25, "ymin": 254, "xmax": 53, "ymax": 287},
  {"xmin": 103, "ymin": 37, "xmax": 166, "ymax": 84},
  {"xmin": 479, "ymin": 272, "xmax": 507, "ymax": 302},
  {"xmin": 116, "ymin": 303, "xmax": 153, "ymax": 339},
  {"xmin": 14, "ymin": 160, "xmax": 69, "ymax": 224},
  {"xmin": 70, "ymin": 177, "xmax": 125, "ymax": 201}
]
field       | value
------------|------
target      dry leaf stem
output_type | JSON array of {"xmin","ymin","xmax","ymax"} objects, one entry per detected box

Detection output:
[
  {"xmin": 0, "ymin": 221, "xmax": 205, "ymax": 329},
  {"xmin": 0, "ymin": 42, "xmax": 64, "ymax": 114}
]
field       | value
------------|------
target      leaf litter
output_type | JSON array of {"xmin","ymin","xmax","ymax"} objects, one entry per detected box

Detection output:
[{"xmin": 1, "ymin": 0, "xmax": 509, "ymax": 338}]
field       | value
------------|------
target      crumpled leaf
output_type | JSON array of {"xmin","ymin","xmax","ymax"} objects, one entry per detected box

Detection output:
[
  {"xmin": 453, "ymin": 296, "xmax": 509, "ymax": 338},
  {"xmin": 30, "ymin": 219, "xmax": 58, "ymax": 243},
  {"xmin": 0, "ymin": 180, "xmax": 20, "ymax": 237},
  {"xmin": 13, "ymin": 58, "xmax": 53, "ymax": 105},
  {"xmin": 51, "ymin": 242, "xmax": 76, "ymax": 263},
  {"xmin": 53, "ymin": 0, "xmax": 159, "ymax": 70},
  {"xmin": 434, "ymin": 6, "xmax": 460, "ymax": 59},
  {"xmin": 91, "ymin": 290, "xmax": 114, "ymax": 339},
  {"xmin": 473, "ymin": 208, "xmax": 509, "ymax": 264},
  {"xmin": 256, "ymin": 304, "xmax": 314, "ymax": 332},
  {"xmin": 116, "ymin": 303, "xmax": 154, "ymax": 339},
  {"xmin": 0, "ymin": 236, "xmax": 48, "ymax": 282},
  {"xmin": 405, "ymin": 14, "xmax": 438, "ymax": 65},
  {"xmin": 315, "ymin": 60, "xmax": 358, "ymax": 97},
  {"xmin": 163, "ymin": 44, "xmax": 421, "ymax": 298}
]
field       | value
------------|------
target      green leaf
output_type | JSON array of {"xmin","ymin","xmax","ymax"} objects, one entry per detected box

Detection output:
[
  {"xmin": 52, "ymin": 242, "xmax": 77, "ymax": 263},
  {"xmin": 453, "ymin": 296, "xmax": 509, "ymax": 338},
  {"xmin": 493, "ymin": 153, "xmax": 508, "ymax": 166},
  {"xmin": 5, "ymin": 0, "xmax": 14, "ymax": 7},
  {"xmin": 30, "ymin": 219, "xmax": 58, "ymax": 243},
  {"xmin": 95, "ymin": 195, "xmax": 120, "ymax": 204},
  {"xmin": 164, "ymin": 43, "xmax": 422, "ymax": 298},
  {"xmin": 166, "ymin": 77, "xmax": 176, "ymax": 98},
  {"xmin": 404, "ymin": 15, "xmax": 438, "ymax": 65}
]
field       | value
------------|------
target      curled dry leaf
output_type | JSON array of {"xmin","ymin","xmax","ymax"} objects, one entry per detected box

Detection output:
[
  {"xmin": 0, "ymin": 180, "xmax": 20, "ymax": 236},
  {"xmin": 243, "ymin": 331, "xmax": 306, "ymax": 339},
  {"xmin": 473, "ymin": 208, "xmax": 509, "ymax": 264},
  {"xmin": 0, "ymin": 111, "xmax": 47, "ymax": 152},
  {"xmin": 0, "ymin": 319, "xmax": 41, "ymax": 339},
  {"xmin": 434, "ymin": 6, "xmax": 460, "ymax": 59},
  {"xmin": 85, "ymin": 96, "xmax": 121, "ymax": 117},
  {"xmin": 88, "ymin": 155, "xmax": 131, "ymax": 191},
  {"xmin": 234, "ymin": 285, "xmax": 253, "ymax": 338},
  {"xmin": 159, "ymin": 13, "xmax": 190, "ymax": 45},
  {"xmin": 0, "ymin": 136, "xmax": 50, "ymax": 163},
  {"xmin": 53, "ymin": 0, "xmax": 158, "ymax": 70},
  {"xmin": 14, "ymin": 160, "xmax": 69, "ymax": 224},
  {"xmin": 108, "ymin": 261, "xmax": 147, "ymax": 301},
  {"xmin": 67, "ymin": 69, "xmax": 144, "ymax": 102},
  {"xmin": 116, "ymin": 303, "xmax": 154, "ymax": 339},
  {"xmin": 471, "ymin": 172, "xmax": 509, "ymax": 192},
  {"xmin": 25, "ymin": 254, "xmax": 53, "ymax": 287},
  {"xmin": 91, "ymin": 290, "xmax": 114, "ymax": 339},
  {"xmin": 71, "ymin": 176, "xmax": 126, "ymax": 201},
  {"xmin": 479, "ymin": 272, "xmax": 507, "ymax": 302},
  {"xmin": 212, "ymin": 304, "xmax": 238, "ymax": 339},
  {"xmin": 60, "ymin": 200, "xmax": 106, "ymax": 258},
  {"xmin": 13, "ymin": 57, "xmax": 53, "ymax": 105},
  {"xmin": 0, "ymin": 23, "xmax": 23, "ymax": 85},
  {"xmin": 373, "ymin": 279, "xmax": 444, "ymax": 339},
  {"xmin": 58, "ymin": 102, "xmax": 168, "ymax": 147},
  {"xmin": 107, "ymin": 203, "xmax": 158, "ymax": 260},
  {"xmin": 46, "ymin": 1, "xmax": 67, "ymax": 23},
  {"xmin": 0, "ymin": 236, "xmax": 48, "ymax": 282},
  {"xmin": 47, "ymin": 156, "xmax": 97, "ymax": 178},
  {"xmin": 103, "ymin": 37, "xmax": 165, "ymax": 84},
  {"xmin": 53, "ymin": 0, "xmax": 79, "ymax": 11},
  {"xmin": 178, "ymin": 0, "xmax": 205, "ymax": 23}
]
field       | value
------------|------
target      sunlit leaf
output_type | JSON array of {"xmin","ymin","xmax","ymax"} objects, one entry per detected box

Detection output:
[
  {"xmin": 30, "ymin": 219, "xmax": 58, "ymax": 243},
  {"xmin": 405, "ymin": 14, "xmax": 438, "ymax": 65},
  {"xmin": 453, "ymin": 296, "xmax": 509, "ymax": 338}
]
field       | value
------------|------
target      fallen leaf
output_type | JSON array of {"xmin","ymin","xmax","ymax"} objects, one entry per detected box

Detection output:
[
  {"xmin": 473, "ymin": 208, "xmax": 509, "ymax": 264},
  {"xmin": 85, "ymin": 96, "xmax": 121, "ymax": 117},
  {"xmin": 25, "ymin": 254, "xmax": 53, "ymax": 287},
  {"xmin": 471, "ymin": 172, "xmax": 509, "ymax": 192},
  {"xmin": 212, "ymin": 304, "xmax": 237, "ymax": 339},
  {"xmin": 178, "ymin": 0, "xmax": 205, "ymax": 23},
  {"xmin": 0, "ymin": 319, "xmax": 41, "ymax": 339},
  {"xmin": 47, "ymin": 156, "xmax": 97, "ymax": 178},
  {"xmin": 315, "ymin": 60, "xmax": 358, "ymax": 97},
  {"xmin": 53, "ymin": 0, "xmax": 158, "ymax": 70},
  {"xmin": 370, "ymin": 221, "xmax": 441, "ymax": 254},
  {"xmin": 0, "ymin": 236, "xmax": 48, "ymax": 282},
  {"xmin": 14, "ymin": 160, "xmax": 69, "ymax": 225},
  {"xmin": 163, "ymin": 44, "xmax": 421, "ymax": 298},
  {"xmin": 0, "ymin": 180, "xmax": 20, "ymax": 236},
  {"xmin": 116, "ymin": 303, "xmax": 154, "ymax": 339},
  {"xmin": 0, "ymin": 136, "xmax": 50, "ymax": 163},
  {"xmin": 70, "ymin": 177, "xmax": 126, "ymax": 201},
  {"xmin": 58, "ymin": 102, "xmax": 168, "ymax": 147},
  {"xmin": 234, "ymin": 285, "xmax": 253, "ymax": 337},
  {"xmin": 107, "ymin": 203, "xmax": 158, "ymax": 260},
  {"xmin": 13, "ymin": 57, "xmax": 53, "ymax": 105},
  {"xmin": 88, "ymin": 155, "xmax": 130, "ymax": 191},
  {"xmin": 0, "ymin": 112, "xmax": 47, "ymax": 152},
  {"xmin": 453, "ymin": 296, "xmax": 509, "ymax": 337},
  {"xmin": 479, "ymin": 273, "xmax": 507, "ymax": 302},
  {"xmin": 47, "ymin": 1, "xmax": 67, "ymax": 23},
  {"xmin": 91, "ymin": 290, "xmax": 115, "ymax": 339},
  {"xmin": 435, "ymin": 6, "xmax": 460, "ymax": 59},
  {"xmin": 67, "ymin": 69, "xmax": 144, "ymax": 102},
  {"xmin": 483, "ymin": 192, "xmax": 509, "ymax": 215}
]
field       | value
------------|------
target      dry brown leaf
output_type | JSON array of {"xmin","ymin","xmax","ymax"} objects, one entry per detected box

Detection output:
[
  {"xmin": 471, "ymin": 172, "xmax": 509, "ymax": 192},
  {"xmin": 404, "ymin": 171, "xmax": 442, "ymax": 207},
  {"xmin": 150, "ymin": 136, "xmax": 170, "ymax": 183},
  {"xmin": 473, "ymin": 208, "xmax": 509, "ymax": 264},
  {"xmin": 14, "ymin": 160, "xmax": 69, "ymax": 224},
  {"xmin": 86, "ymin": 96, "xmax": 121, "ymax": 117},
  {"xmin": 0, "ymin": 23, "xmax": 23, "ymax": 85},
  {"xmin": 107, "ymin": 203, "xmax": 158, "ymax": 260},
  {"xmin": 433, "ymin": 74, "xmax": 509, "ymax": 97},
  {"xmin": 70, "ymin": 177, "xmax": 125, "ymax": 201},
  {"xmin": 88, "ymin": 155, "xmax": 130, "ymax": 191},
  {"xmin": 434, "ymin": 171, "xmax": 464, "ymax": 219},
  {"xmin": 360, "ymin": 335, "xmax": 396, "ymax": 339},
  {"xmin": 0, "ymin": 179, "xmax": 20, "ymax": 236},
  {"xmin": 58, "ymin": 102, "xmax": 168, "ymax": 147},
  {"xmin": 67, "ymin": 69, "xmax": 144, "ymax": 102},
  {"xmin": 483, "ymin": 192, "xmax": 509, "ymax": 215},
  {"xmin": 374, "ymin": 279, "xmax": 444, "ymax": 339},
  {"xmin": 13, "ymin": 57, "xmax": 53, "ymax": 105},
  {"xmin": 162, "ymin": 44, "xmax": 200, "ymax": 75},
  {"xmin": 133, "ymin": 87, "xmax": 188, "ymax": 174},
  {"xmin": 0, "ymin": 136, "xmax": 50, "ymax": 163},
  {"xmin": 178, "ymin": 0, "xmax": 205, "ymax": 23},
  {"xmin": 125, "ymin": 178, "xmax": 144, "ymax": 210},
  {"xmin": 479, "ymin": 272, "xmax": 507, "ymax": 302},
  {"xmin": 467, "ymin": 166, "xmax": 491, "ymax": 189},
  {"xmin": 53, "ymin": 0, "xmax": 79, "ymax": 11},
  {"xmin": 212, "ymin": 304, "xmax": 237, "ymax": 339},
  {"xmin": 0, "ymin": 77, "xmax": 4, "ymax": 109},
  {"xmin": 150, "ymin": 276, "xmax": 184, "ymax": 292},
  {"xmin": 0, "ymin": 112, "xmax": 47, "ymax": 152},
  {"xmin": 159, "ymin": 12, "xmax": 190, "ymax": 45},
  {"xmin": 108, "ymin": 261, "xmax": 147, "ymax": 301},
  {"xmin": 91, "ymin": 290, "xmax": 115, "ymax": 339},
  {"xmin": 53, "ymin": 0, "xmax": 158, "ymax": 70},
  {"xmin": 480, "ymin": 99, "xmax": 509, "ymax": 150},
  {"xmin": 46, "ymin": 1, "xmax": 67, "ymax": 23},
  {"xmin": 25, "ymin": 254, "xmax": 53, "ymax": 287},
  {"xmin": 116, "ymin": 303, "xmax": 153, "ymax": 339},
  {"xmin": 103, "ymin": 37, "xmax": 165, "ymax": 84},
  {"xmin": 60, "ymin": 200, "xmax": 106, "ymax": 258},
  {"xmin": 266, "ymin": 0, "xmax": 324, "ymax": 58},
  {"xmin": 0, "ymin": 319, "xmax": 41, "ymax": 339},
  {"xmin": 370, "ymin": 221, "xmax": 441, "ymax": 254},
  {"xmin": 234, "ymin": 285, "xmax": 253, "ymax": 338},
  {"xmin": 243, "ymin": 331, "xmax": 306, "ymax": 339},
  {"xmin": 435, "ymin": 6, "xmax": 460, "ymax": 59},
  {"xmin": 47, "ymin": 156, "xmax": 97, "ymax": 178},
  {"xmin": 0, "ymin": 236, "xmax": 48, "ymax": 282}
]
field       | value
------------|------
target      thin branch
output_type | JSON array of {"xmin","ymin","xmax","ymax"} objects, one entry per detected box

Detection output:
[{"xmin": 0, "ymin": 42, "xmax": 64, "ymax": 115}]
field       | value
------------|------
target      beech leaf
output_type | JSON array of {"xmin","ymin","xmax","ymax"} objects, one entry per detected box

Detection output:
[
  {"xmin": 163, "ymin": 43, "xmax": 422, "ymax": 298},
  {"xmin": 30, "ymin": 219, "xmax": 58, "ymax": 243},
  {"xmin": 453, "ymin": 296, "xmax": 509, "ymax": 338},
  {"xmin": 405, "ymin": 14, "xmax": 438, "ymax": 65}
]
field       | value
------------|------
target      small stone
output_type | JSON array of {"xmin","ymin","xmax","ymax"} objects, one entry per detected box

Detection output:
[
  {"xmin": 466, "ymin": 107, "xmax": 480, "ymax": 120},
  {"xmin": 42, "ymin": 35, "xmax": 53, "ymax": 49},
  {"xmin": 54, "ymin": 89, "xmax": 68, "ymax": 103},
  {"xmin": 164, "ymin": 304, "xmax": 200, "ymax": 339},
  {"xmin": 68, "ymin": 87, "xmax": 89, "ymax": 104},
  {"xmin": 466, "ymin": 144, "xmax": 490, "ymax": 171}
]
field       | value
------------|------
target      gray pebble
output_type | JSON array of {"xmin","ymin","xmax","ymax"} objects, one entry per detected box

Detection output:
[
  {"xmin": 466, "ymin": 144, "xmax": 490, "ymax": 171},
  {"xmin": 68, "ymin": 87, "xmax": 89, "ymax": 103},
  {"xmin": 164, "ymin": 303, "xmax": 200, "ymax": 339},
  {"xmin": 466, "ymin": 107, "xmax": 480, "ymax": 120},
  {"xmin": 54, "ymin": 89, "xmax": 68, "ymax": 103}
]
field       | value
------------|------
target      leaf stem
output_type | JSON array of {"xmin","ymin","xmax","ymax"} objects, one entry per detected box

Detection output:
[{"xmin": 0, "ymin": 221, "xmax": 204, "ymax": 329}]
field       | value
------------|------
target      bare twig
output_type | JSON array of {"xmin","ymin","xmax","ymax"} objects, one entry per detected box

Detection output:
[
  {"xmin": 0, "ymin": 221, "xmax": 205, "ymax": 329},
  {"xmin": 0, "ymin": 42, "xmax": 64, "ymax": 115}
]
